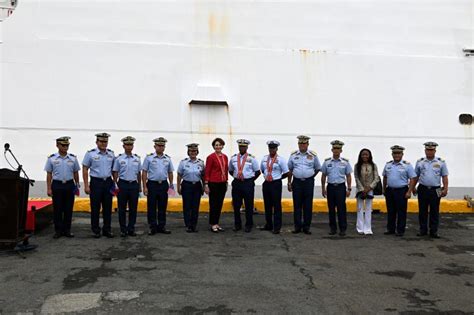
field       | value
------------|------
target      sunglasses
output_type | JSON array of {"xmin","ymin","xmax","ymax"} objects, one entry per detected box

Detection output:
[{"xmin": 59, "ymin": 144, "xmax": 69, "ymax": 147}]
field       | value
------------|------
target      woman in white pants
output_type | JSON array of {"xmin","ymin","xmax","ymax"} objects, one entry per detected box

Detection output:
[{"xmin": 354, "ymin": 149, "xmax": 380, "ymax": 235}]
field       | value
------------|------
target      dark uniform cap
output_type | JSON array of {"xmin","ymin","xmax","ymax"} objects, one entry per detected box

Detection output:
[
  {"xmin": 423, "ymin": 141, "xmax": 438, "ymax": 149},
  {"xmin": 297, "ymin": 135, "xmax": 310, "ymax": 144},
  {"xmin": 330, "ymin": 140, "xmax": 344, "ymax": 149},
  {"xmin": 95, "ymin": 133, "xmax": 111, "ymax": 142},
  {"xmin": 121, "ymin": 136, "xmax": 136, "ymax": 145},
  {"xmin": 153, "ymin": 137, "xmax": 167, "ymax": 145},
  {"xmin": 186, "ymin": 143, "xmax": 199, "ymax": 150},
  {"xmin": 236, "ymin": 139, "xmax": 251, "ymax": 146},
  {"xmin": 56, "ymin": 136, "xmax": 71, "ymax": 145},
  {"xmin": 266, "ymin": 140, "xmax": 280, "ymax": 148},
  {"xmin": 390, "ymin": 145, "xmax": 405, "ymax": 153}
]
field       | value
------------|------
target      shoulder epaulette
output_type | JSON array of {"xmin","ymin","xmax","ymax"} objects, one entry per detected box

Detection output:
[
  {"xmin": 309, "ymin": 150, "xmax": 317, "ymax": 156},
  {"xmin": 134, "ymin": 153, "xmax": 140, "ymax": 158},
  {"xmin": 402, "ymin": 160, "xmax": 410, "ymax": 164},
  {"xmin": 107, "ymin": 148, "xmax": 114, "ymax": 153},
  {"xmin": 417, "ymin": 157, "xmax": 425, "ymax": 162},
  {"xmin": 324, "ymin": 157, "xmax": 331, "ymax": 161},
  {"xmin": 69, "ymin": 153, "xmax": 76, "ymax": 157},
  {"xmin": 88, "ymin": 148, "xmax": 95, "ymax": 152},
  {"xmin": 291, "ymin": 150, "xmax": 298, "ymax": 155},
  {"xmin": 386, "ymin": 160, "xmax": 393, "ymax": 164},
  {"xmin": 118, "ymin": 153, "xmax": 123, "ymax": 157},
  {"xmin": 164, "ymin": 154, "xmax": 171, "ymax": 158},
  {"xmin": 437, "ymin": 157, "xmax": 445, "ymax": 162},
  {"xmin": 232, "ymin": 153, "xmax": 237, "ymax": 157},
  {"xmin": 147, "ymin": 152, "xmax": 154, "ymax": 156},
  {"xmin": 341, "ymin": 157, "xmax": 349, "ymax": 162},
  {"xmin": 248, "ymin": 154, "xmax": 254, "ymax": 158},
  {"xmin": 198, "ymin": 158, "xmax": 203, "ymax": 162},
  {"xmin": 48, "ymin": 153, "xmax": 55, "ymax": 158}
]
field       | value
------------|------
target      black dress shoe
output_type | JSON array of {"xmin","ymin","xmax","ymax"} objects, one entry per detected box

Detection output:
[
  {"xmin": 63, "ymin": 232, "xmax": 74, "ymax": 238},
  {"xmin": 395, "ymin": 232, "xmax": 404, "ymax": 237},
  {"xmin": 328, "ymin": 230, "xmax": 337, "ymax": 235},
  {"xmin": 157, "ymin": 229, "xmax": 171, "ymax": 234},
  {"xmin": 339, "ymin": 231, "xmax": 346, "ymax": 237},
  {"xmin": 303, "ymin": 229, "xmax": 312, "ymax": 235},
  {"xmin": 384, "ymin": 231, "xmax": 395, "ymax": 235},
  {"xmin": 272, "ymin": 230, "xmax": 280, "ymax": 234},
  {"xmin": 260, "ymin": 225, "xmax": 272, "ymax": 231},
  {"xmin": 292, "ymin": 229, "xmax": 302, "ymax": 234},
  {"xmin": 244, "ymin": 226, "xmax": 252, "ymax": 233},
  {"xmin": 430, "ymin": 233, "xmax": 440, "ymax": 239},
  {"xmin": 120, "ymin": 232, "xmax": 127, "ymax": 237},
  {"xmin": 191, "ymin": 227, "xmax": 198, "ymax": 233},
  {"xmin": 186, "ymin": 227, "xmax": 193, "ymax": 233},
  {"xmin": 128, "ymin": 231, "xmax": 137, "ymax": 237},
  {"xmin": 417, "ymin": 232, "xmax": 427, "ymax": 237},
  {"xmin": 233, "ymin": 226, "xmax": 242, "ymax": 232},
  {"xmin": 53, "ymin": 232, "xmax": 62, "ymax": 239},
  {"xmin": 93, "ymin": 232, "xmax": 101, "ymax": 238},
  {"xmin": 103, "ymin": 232, "xmax": 114, "ymax": 238},
  {"xmin": 148, "ymin": 230, "xmax": 157, "ymax": 236}
]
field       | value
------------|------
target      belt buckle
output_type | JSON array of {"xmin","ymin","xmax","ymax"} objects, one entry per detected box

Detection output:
[
  {"xmin": 300, "ymin": 178, "xmax": 306, "ymax": 181},
  {"xmin": 158, "ymin": 180, "xmax": 163, "ymax": 184},
  {"xmin": 62, "ymin": 180, "xmax": 67, "ymax": 184}
]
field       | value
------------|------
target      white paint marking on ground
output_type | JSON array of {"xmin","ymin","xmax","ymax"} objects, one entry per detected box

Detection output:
[
  {"xmin": 40, "ymin": 293, "xmax": 101, "ymax": 314},
  {"xmin": 103, "ymin": 290, "xmax": 141, "ymax": 302}
]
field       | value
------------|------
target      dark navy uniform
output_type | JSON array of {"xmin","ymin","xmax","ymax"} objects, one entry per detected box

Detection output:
[
  {"xmin": 82, "ymin": 133, "xmax": 115, "ymax": 237},
  {"xmin": 415, "ymin": 142, "xmax": 449, "ymax": 237},
  {"xmin": 229, "ymin": 139, "xmax": 260, "ymax": 232},
  {"xmin": 112, "ymin": 136, "xmax": 141, "ymax": 237},
  {"xmin": 142, "ymin": 137, "xmax": 174, "ymax": 234},
  {"xmin": 177, "ymin": 143, "xmax": 205, "ymax": 232},
  {"xmin": 321, "ymin": 140, "xmax": 352, "ymax": 235},
  {"xmin": 382, "ymin": 145, "xmax": 417, "ymax": 236},
  {"xmin": 44, "ymin": 136, "xmax": 80, "ymax": 238},
  {"xmin": 288, "ymin": 135, "xmax": 321, "ymax": 233},
  {"xmin": 260, "ymin": 140, "xmax": 289, "ymax": 234}
]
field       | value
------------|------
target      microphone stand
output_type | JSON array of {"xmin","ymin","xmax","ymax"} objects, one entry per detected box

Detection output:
[{"xmin": 5, "ymin": 147, "xmax": 35, "ymax": 186}]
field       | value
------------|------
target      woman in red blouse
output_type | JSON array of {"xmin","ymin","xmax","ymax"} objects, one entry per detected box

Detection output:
[{"xmin": 204, "ymin": 137, "xmax": 228, "ymax": 232}]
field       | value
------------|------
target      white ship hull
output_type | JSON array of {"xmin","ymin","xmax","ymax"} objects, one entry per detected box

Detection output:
[{"xmin": 0, "ymin": 0, "xmax": 472, "ymax": 193}]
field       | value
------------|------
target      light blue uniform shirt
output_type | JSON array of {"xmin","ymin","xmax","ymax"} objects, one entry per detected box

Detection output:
[
  {"xmin": 321, "ymin": 157, "xmax": 352, "ymax": 184},
  {"xmin": 142, "ymin": 153, "xmax": 174, "ymax": 181},
  {"xmin": 82, "ymin": 148, "xmax": 115, "ymax": 178},
  {"xmin": 260, "ymin": 155, "xmax": 289, "ymax": 181},
  {"xmin": 288, "ymin": 150, "xmax": 321, "ymax": 179},
  {"xmin": 229, "ymin": 153, "xmax": 260, "ymax": 179},
  {"xmin": 383, "ymin": 160, "xmax": 417, "ymax": 188},
  {"xmin": 113, "ymin": 153, "xmax": 141, "ymax": 181},
  {"xmin": 44, "ymin": 153, "xmax": 80, "ymax": 181},
  {"xmin": 177, "ymin": 158, "xmax": 205, "ymax": 182},
  {"xmin": 415, "ymin": 157, "xmax": 448, "ymax": 187}
]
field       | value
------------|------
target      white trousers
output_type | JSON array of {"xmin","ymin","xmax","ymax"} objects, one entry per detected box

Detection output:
[{"xmin": 356, "ymin": 197, "xmax": 373, "ymax": 234}]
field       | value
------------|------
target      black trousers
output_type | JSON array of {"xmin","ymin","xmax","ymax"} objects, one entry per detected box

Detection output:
[
  {"xmin": 292, "ymin": 177, "xmax": 314, "ymax": 230},
  {"xmin": 89, "ymin": 177, "xmax": 113, "ymax": 234},
  {"xmin": 51, "ymin": 180, "xmax": 75, "ymax": 233},
  {"xmin": 181, "ymin": 181, "xmax": 202, "ymax": 228},
  {"xmin": 385, "ymin": 186, "xmax": 408, "ymax": 234},
  {"xmin": 117, "ymin": 180, "xmax": 139, "ymax": 233},
  {"xmin": 147, "ymin": 180, "xmax": 169, "ymax": 230},
  {"xmin": 262, "ymin": 179, "xmax": 283, "ymax": 231},
  {"xmin": 232, "ymin": 179, "xmax": 255, "ymax": 228},
  {"xmin": 417, "ymin": 184, "xmax": 441, "ymax": 234},
  {"xmin": 208, "ymin": 182, "xmax": 227, "ymax": 225},
  {"xmin": 327, "ymin": 183, "xmax": 347, "ymax": 232}
]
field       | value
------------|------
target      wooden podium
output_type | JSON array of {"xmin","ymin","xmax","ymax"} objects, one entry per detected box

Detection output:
[{"xmin": 0, "ymin": 168, "xmax": 31, "ymax": 248}]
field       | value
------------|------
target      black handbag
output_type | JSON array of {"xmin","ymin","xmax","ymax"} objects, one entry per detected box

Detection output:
[{"xmin": 373, "ymin": 177, "xmax": 383, "ymax": 195}]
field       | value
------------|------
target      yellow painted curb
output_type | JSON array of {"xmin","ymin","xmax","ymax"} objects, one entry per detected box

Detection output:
[{"xmin": 30, "ymin": 198, "xmax": 474, "ymax": 213}]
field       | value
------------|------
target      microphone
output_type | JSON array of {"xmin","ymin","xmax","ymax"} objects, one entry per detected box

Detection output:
[{"xmin": 4, "ymin": 143, "xmax": 10, "ymax": 152}]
